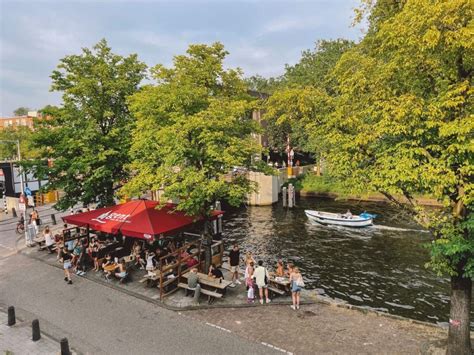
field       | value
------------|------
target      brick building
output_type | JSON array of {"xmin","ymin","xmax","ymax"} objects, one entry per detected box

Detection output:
[{"xmin": 0, "ymin": 111, "xmax": 44, "ymax": 130}]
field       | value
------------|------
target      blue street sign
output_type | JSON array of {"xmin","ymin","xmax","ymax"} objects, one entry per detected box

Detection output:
[{"xmin": 25, "ymin": 187, "xmax": 32, "ymax": 196}]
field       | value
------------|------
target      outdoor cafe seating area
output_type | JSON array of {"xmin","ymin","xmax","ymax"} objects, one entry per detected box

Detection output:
[{"xmin": 28, "ymin": 199, "xmax": 299, "ymax": 306}]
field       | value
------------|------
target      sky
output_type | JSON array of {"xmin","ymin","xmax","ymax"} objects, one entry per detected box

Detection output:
[{"xmin": 0, "ymin": 0, "xmax": 362, "ymax": 116}]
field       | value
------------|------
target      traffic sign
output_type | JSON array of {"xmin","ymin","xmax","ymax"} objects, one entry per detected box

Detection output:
[
  {"xmin": 19, "ymin": 194, "xmax": 26, "ymax": 212},
  {"xmin": 25, "ymin": 187, "xmax": 32, "ymax": 196}
]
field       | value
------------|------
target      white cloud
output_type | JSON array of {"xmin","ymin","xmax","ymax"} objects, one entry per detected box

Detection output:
[{"xmin": 260, "ymin": 15, "xmax": 324, "ymax": 35}]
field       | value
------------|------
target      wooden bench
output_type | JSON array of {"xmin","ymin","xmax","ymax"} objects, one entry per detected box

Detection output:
[
  {"xmin": 268, "ymin": 285, "xmax": 286, "ymax": 296},
  {"xmin": 177, "ymin": 282, "xmax": 223, "ymax": 304},
  {"xmin": 141, "ymin": 272, "xmax": 162, "ymax": 287}
]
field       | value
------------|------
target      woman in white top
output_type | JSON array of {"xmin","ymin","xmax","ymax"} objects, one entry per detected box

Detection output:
[
  {"xmin": 43, "ymin": 226, "xmax": 54, "ymax": 253},
  {"xmin": 145, "ymin": 251, "xmax": 156, "ymax": 272},
  {"xmin": 253, "ymin": 260, "xmax": 270, "ymax": 304}
]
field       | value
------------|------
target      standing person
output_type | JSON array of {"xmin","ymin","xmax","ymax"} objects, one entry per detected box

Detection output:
[
  {"xmin": 228, "ymin": 244, "xmax": 241, "ymax": 285},
  {"xmin": 43, "ymin": 226, "xmax": 55, "ymax": 253},
  {"xmin": 89, "ymin": 238, "xmax": 100, "ymax": 271},
  {"xmin": 61, "ymin": 248, "xmax": 73, "ymax": 284},
  {"xmin": 244, "ymin": 252, "xmax": 255, "ymax": 273},
  {"xmin": 253, "ymin": 260, "xmax": 270, "ymax": 304},
  {"xmin": 246, "ymin": 261, "xmax": 255, "ymax": 303},
  {"xmin": 31, "ymin": 208, "xmax": 39, "ymax": 234},
  {"xmin": 289, "ymin": 267, "xmax": 304, "ymax": 310}
]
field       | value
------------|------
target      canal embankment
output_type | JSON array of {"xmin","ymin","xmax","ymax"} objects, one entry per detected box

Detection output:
[{"xmin": 294, "ymin": 173, "xmax": 441, "ymax": 207}]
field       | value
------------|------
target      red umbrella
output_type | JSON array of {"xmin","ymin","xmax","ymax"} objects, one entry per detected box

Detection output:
[{"xmin": 62, "ymin": 200, "xmax": 223, "ymax": 241}]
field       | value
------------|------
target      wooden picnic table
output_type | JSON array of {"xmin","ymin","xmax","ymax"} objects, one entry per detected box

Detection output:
[
  {"xmin": 182, "ymin": 272, "xmax": 232, "ymax": 290},
  {"xmin": 103, "ymin": 263, "xmax": 118, "ymax": 272},
  {"xmin": 268, "ymin": 276, "xmax": 291, "ymax": 295}
]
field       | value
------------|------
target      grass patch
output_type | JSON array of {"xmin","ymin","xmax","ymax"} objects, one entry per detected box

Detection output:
[{"xmin": 300, "ymin": 173, "xmax": 349, "ymax": 195}]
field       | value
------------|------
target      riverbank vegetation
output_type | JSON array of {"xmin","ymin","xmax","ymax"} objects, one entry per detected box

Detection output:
[{"xmin": 263, "ymin": 1, "xmax": 473, "ymax": 353}]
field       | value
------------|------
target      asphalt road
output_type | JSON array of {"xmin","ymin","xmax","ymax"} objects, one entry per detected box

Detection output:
[{"xmin": 0, "ymin": 254, "xmax": 275, "ymax": 354}]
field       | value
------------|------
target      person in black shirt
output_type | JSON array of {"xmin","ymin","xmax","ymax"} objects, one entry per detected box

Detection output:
[
  {"xmin": 228, "ymin": 244, "xmax": 241, "ymax": 285},
  {"xmin": 62, "ymin": 248, "xmax": 73, "ymax": 284},
  {"xmin": 208, "ymin": 264, "xmax": 223, "ymax": 280}
]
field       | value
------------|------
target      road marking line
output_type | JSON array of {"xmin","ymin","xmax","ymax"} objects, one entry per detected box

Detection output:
[
  {"xmin": 0, "ymin": 243, "xmax": 14, "ymax": 250},
  {"xmin": 205, "ymin": 322, "xmax": 231, "ymax": 333},
  {"xmin": 261, "ymin": 342, "xmax": 292, "ymax": 354}
]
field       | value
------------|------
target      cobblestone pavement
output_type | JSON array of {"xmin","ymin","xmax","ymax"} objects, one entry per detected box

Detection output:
[
  {"xmin": 0, "ymin": 311, "xmax": 61, "ymax": 354},
  {"xmin": 185, "ymin": 303, "xmax": 448, "ymax": 355}
]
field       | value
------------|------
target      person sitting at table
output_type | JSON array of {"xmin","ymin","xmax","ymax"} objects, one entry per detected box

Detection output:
[
  {"xmin": 72, "ymin": 239, "xmax": 83, "ymax": 271},
  {"xmin": 186, "ymin": 256, "xmax": 199, "ymax": 269},
  {"xmin": 275, "ymin": 259, "xmax": 285, "ymax": 277},
  {"xmin": 55, "ymin": 234, "xmax": 64, "ymax": 260},
  {"xmin": 102, "ymin": 253, "xmax": 113, "ymax": 270},
  {"xmin": 43, "ymin": 226, "xmax": 55, "ymax": 254},
  {"xmin": 115, "ymin": 260, "xmax": 127, "ymax": 280},
  {"xmin": 186, "ymin": 267, "xmax": 200, "ymax": 297},
  {"xmin": 208, "ymin": 264, "xmax": 223, "ymax": 280},
  {"xmin": 62, "ymin": 224, "xmax": 70, "ymax": 239},
  {"xmin": 145, "ymin": 251, "xmax": 156, "ymax": 271},
  {"xmin": 131, "ymin": 241, "xmax": 145, "ymax": 269}
]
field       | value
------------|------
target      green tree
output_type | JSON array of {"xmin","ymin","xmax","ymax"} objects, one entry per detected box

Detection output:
[
  {"xmin": 0, "ymin": 127, "xmax": 39, "ymax": 160},
  {"xmin": 244, "ymin": 74, "xmax": 283, "ymax": 94},
  {"xmin": 263, "ymin": 39, "xmax": 353, "ymax": 161},
  {"xmin": 30, "ymin": 39, "xmax": 146, "ymax": 210},
  {"xmin": 123, "ymin": 43, "xmax": 261, "ymax": 268},
  {"xmin": 13, "ymin": 107, "xmax": 30, "ymax": 116},
  {"xmin": 316, "ymin": 1, "xmax": 473, "ymax": 353},
  {"xmin": 283, "ymin": 39, "xmax": 355, "ymax": 90}
]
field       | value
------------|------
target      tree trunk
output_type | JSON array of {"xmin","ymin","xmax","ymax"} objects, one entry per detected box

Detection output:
[
  {"xmin": 447, "ymin": 274, "xmax": 472, "ymax": 355},
  {"xmin": 202, "ymin": 220, "xmax": 212, "ymax": 273}
]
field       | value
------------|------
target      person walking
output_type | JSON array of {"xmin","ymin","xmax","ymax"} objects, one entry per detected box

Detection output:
[
  {"xmin": 228, "ymin": 244, "xmax": 241, "ymax": 285},
  {"xmin": 289, "ymin": 267, "xmax": 304, "ymax": 310},
  {"xmin": 61, "ymin": 248, "xmax": 73, "ymax": 284},
  {"xmin": 253, "ymin": 260, "xmax": 270, "ymax": 304}
]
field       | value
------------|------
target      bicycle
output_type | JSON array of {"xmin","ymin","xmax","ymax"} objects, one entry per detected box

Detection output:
[{"xmin": 16, "ymin": 218, "xmax": 25, "ymax": 234}]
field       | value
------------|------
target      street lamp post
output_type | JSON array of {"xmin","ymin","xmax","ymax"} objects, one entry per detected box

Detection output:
[{"xmin": 0, "ymin": 140, "xmax": 27, "ymax": 243}]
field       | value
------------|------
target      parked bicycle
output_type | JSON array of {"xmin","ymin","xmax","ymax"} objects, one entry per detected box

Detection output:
[{"xmin": 16, "ymin": 216, "xmax": 25, "ymax": 234}]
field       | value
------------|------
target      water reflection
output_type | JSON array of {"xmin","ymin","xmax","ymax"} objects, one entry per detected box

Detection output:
[{"xmin": 222, "ymin": 197, "xmax": 467, "ymax": 327}]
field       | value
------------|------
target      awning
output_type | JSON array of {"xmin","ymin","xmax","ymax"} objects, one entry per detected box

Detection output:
[{"xmin": 62, "ymin": 200, "xmax": 223, "ymax": 240}]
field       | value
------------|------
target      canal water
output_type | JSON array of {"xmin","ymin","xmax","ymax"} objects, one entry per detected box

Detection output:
[{"xmin": 222, "ymin": 197, "xmax": 469, "ymax": 328}]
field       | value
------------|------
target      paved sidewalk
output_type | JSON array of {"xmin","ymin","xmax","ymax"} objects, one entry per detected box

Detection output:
[
  {"xmin": 0, "ymin": 311, "xmax": 61, "ymax": 354},
  {"xmin": 186, "ymin": 304, "xmax": 448, "ymax": 354}
]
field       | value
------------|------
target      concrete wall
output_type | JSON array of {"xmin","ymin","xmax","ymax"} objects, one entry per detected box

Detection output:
[
  {"xmin": 247, "ymin": 171, "xmax": 279, "ymax": 206},
  {"xmin": 248, "ymin": 164, "xmax": 316, "ymax": 206}
]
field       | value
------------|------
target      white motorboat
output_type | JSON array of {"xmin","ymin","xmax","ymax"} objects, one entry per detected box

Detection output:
[{"xmin": 305, "ymin": 210, "xmax": 374, "ymax": 227}]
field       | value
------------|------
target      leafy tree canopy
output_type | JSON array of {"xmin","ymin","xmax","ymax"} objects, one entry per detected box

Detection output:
[
  {"xmin": 315, "ymin": 1, "xmax": 472, "ymax": 352},
  {"xmin": 30, "ymin": 39, "xmax": 146, "ymax": 210},
  {"xmin": 263, "ymin": 39, "xmax": 354, "ymax": 154},
  {"xmin": 123, "ymin": 42, "xmax": 261, "ymax": 216},
  {"xmin": 0, "ymin": 126, "xmax": 39, "ymax": 160},
  {"xmin": 283, "ymin": 39, "xmax": 355, "ymax": 90},
  {"xmin": 13, "ymin": 107, "xmax": 30, "ymax": 116}
]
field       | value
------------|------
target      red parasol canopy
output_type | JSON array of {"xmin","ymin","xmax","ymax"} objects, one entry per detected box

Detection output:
[{"xmin": 62, "ymin": 200, "xmax": 223, "ymax": 241}]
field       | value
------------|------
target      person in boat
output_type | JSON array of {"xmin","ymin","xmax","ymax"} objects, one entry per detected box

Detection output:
[{"xmin": 343, "ymin": 210, "xmax": 352, "ymax": 219}]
